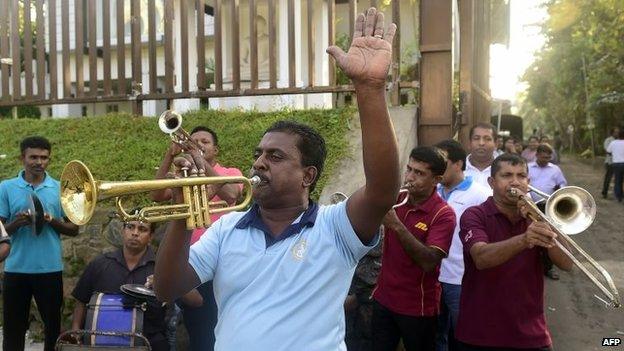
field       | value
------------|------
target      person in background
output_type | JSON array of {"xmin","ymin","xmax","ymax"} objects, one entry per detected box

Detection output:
[
  {"xmin": 70, "ymin": 217, "xmax": 170, "ymax": 350},
  {"xmin": 606, "ymin": 129, "xmax": 624, "ymax": 203},
  {"xmin": 0, "ymin": 136, "xmax": 80, "ymax": 351},
  {"xmin": 602, "ymin": 127, "xmax": 620, "ymax": 199},
  {"xmin": 521, "ymin": 136, "xmax": 539, "ymax": 163},
  {"xmin": 539, "ymin": 136, "xmax": 559, "ymax": 164},
  {"xmin": 434, "ymin": 140, "xmax": 490, "ymax": 351},
  {"xmin": 151, "ymin": 126, "xmax": 243, "ymax": 351},
  {"xmin": 464, "ymin": 123, "xmax": 497, "ymax": 188},
  {"xmin": 494, "ymin": 136, "xmax": 504, "ymax": 158},
  {"xmin": 503, "ymin": 137, "xmax": 518, "ymax": 154},
  {"xmin": 528, "ymin": 144, "xmax": 567, "ymax": 281}
]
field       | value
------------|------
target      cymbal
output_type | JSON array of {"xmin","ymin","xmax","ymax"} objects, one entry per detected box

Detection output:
[
  {"xmin": 120, "ymin": 283, "xmax": 156, "ymax": 299},
  {"xmin": 27, "ymin": 194, "xmax": 45, "ymax": 236}
]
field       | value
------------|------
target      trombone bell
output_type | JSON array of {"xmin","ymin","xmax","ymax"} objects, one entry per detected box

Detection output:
[{"xmin": 60, "ymin": 160, "xmax": 259, "ymax": 229}]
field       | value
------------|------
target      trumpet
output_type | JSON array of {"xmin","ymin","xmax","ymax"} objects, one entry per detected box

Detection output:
[
  {"xmin": 509, "ymin": 185, "xmax": 620, "ymax": 308},
  {"xmin": 60, "ymin": 160, "xmax": 260, "ymax": 230},
  {"xmin": 158, "ymin": 110, "xmax": 203, "ymax": 151},
  {"xmin": 393, "ymin": 185, "xmax": 412, "ymax": 209}
]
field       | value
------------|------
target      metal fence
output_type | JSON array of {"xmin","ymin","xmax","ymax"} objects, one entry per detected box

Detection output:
[{"xmin": 0, "ymin": 0, "xmax": 416, "ymax": 113}]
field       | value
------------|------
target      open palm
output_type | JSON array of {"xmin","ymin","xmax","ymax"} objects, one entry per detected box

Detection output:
[{"xmin": 327, "ymin": 8, "xmax": 397, "ymax": 88}]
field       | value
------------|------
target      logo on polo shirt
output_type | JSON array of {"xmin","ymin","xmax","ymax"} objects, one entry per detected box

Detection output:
[
  {"xmin": 414, "ymin": 222, "xmax": 428, "ymax": 231},
  {"xmin": 292, "ymin": 239, "xmax": 307, "ymax": 261}
]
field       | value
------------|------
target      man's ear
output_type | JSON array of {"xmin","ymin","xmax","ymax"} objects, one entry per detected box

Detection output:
[{"xmin": 302, "ymin": 166, "xmax": 318, "ymax": 188}]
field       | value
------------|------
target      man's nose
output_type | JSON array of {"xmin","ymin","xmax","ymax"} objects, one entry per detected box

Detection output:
[{"xmin": 252, "ymin": 154, "xmax": 267, "ymax": 171}]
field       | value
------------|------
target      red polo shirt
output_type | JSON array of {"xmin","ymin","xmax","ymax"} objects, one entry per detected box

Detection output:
[
  {"xmin": 457, "ymin": 197, "xmax": 551, "ymax": 348},
  {"xmin": 373, "ymin": 190, "xmax": 455, "ymax": 316}
]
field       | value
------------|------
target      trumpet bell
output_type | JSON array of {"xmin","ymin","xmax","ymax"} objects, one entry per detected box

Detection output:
[
  {"xmin": 545, "ymin": 186, "xmax": 596, "ymax": 235},
  {"xmin": 60, "ymin": 160, "xmax": 98, "ymax": 226},
  {"xmin": 158, "ymin": 110, "xmax": 182, "ymax": 135}
]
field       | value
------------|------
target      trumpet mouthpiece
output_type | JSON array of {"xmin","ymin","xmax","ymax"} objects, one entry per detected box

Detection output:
[{"xmin": 250, "ymin": 176, "xmax": 261, "ymax": 186}]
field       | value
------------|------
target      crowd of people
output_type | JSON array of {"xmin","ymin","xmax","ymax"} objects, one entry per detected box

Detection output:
[{"xmin": 0, "ymin": 7, "xmax": 581, "ymax": 351}]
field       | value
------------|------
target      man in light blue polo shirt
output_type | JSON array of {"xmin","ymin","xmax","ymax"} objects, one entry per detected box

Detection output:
[
  {"xmin": 154, "ymin": 7, "xmax": 401, "ymax": 351},
  {"xmin": 0, "ymin": 136, "xmax": 79, "ymax": 351}
]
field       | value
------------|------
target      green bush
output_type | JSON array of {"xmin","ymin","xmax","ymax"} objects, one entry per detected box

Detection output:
[{"xmin": 0, "ymin": 108, "xmax": 354, "ymax": 200}]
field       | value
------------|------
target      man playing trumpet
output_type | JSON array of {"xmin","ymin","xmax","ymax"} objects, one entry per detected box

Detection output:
[
  {"xmin": 154, "ymin": 7, "xmax": 400, "ymax": 351},
  {"xmin": 372, "ymin": 146, "xmax": 456, "ymax": 351},
  {"xmin": 456, "ymin": 154, "xmax": 573, "ymax": 351}
]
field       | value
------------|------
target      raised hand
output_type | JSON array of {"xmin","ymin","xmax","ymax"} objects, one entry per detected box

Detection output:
[{"xmin": 326, "ymin": 7, "xmax": 397, "ymax": 89}]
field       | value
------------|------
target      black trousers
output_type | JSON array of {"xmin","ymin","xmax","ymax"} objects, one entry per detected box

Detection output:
[
  {"xmin": 602, "ymin": 163, "xmax": 614, "ymax": 197},
  {"xmin": 2, "ymin": 271, "xmax": 63, "ymax": 351},
  {"xmin": 371, "ymin": 301, "xmax": 437, "ymax": 351},
  {"xmin": 181, "ymin": 281, "xmax": 217, "ymax": 351},
  {"xmin": 458, "ymin": 341, "xmax": 552, "ymax": 351}
]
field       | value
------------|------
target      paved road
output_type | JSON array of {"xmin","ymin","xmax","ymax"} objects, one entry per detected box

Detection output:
[{"xmin": 546, "ymin": 156, "xmax": 624, "ymax": 351}]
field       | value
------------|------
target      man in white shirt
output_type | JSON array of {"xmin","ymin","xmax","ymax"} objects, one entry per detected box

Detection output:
[
  {"xmin": 434, "ymin": 140, "xmax": 491, "ymax": 351},
  {"xmin": 464, "ymin": 123, "xmax": 497, "ymax": 188},
  {"xmin": 606, "ymin": 129, "xmax": 624, "ymax": 202},
  {"xmin": 602, "ymin": 127, "xmax": 620, "ymax": 199}
]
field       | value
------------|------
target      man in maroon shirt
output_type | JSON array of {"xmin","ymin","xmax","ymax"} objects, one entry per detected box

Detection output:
[
  {"xmin": 456, "ymin": 153, "xmax": 573, "ymax": 351},
  {"xmin": 372, "ymin": 146, "xmax": 456, "ymax": 351}
]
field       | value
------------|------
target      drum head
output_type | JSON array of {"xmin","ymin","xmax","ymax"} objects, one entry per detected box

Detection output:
[
  {"xmin": 120, "ymin": 284, "xmax": 156, "ymax": 299},
  {"xmin": 28, "ymin": 194, "xmax": 45, "ymax": 235}
]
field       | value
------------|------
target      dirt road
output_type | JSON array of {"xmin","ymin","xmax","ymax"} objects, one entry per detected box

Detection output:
[{"xmin": 547, "ymin": 156, "xmax": 624, "ymax": 350}]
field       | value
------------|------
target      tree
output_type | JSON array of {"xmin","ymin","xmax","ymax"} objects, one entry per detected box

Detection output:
[{"xmin": 521, "ymin": 0, "xmax": 624, "ymax": 153}]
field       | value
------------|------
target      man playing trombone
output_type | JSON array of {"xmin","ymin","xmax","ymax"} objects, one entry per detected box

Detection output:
[
  {"xmin": 154, "ymin": 7, "xmax": 400, "ymax": 351},
  {"xmin": 455, "ymin": 154, "xmax": 573, "ymax": 351}
]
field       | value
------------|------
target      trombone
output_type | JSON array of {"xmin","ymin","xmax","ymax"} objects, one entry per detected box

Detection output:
[
  {"xmin": 510, "ymin": 185, "xmax": 620, "ymax": 308},
  {"xmin": 60, "ymin": 160, "xmax": 260, "ymax": 230}
]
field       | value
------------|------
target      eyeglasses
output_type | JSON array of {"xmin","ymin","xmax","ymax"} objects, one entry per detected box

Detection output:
[{"xmin": 123, "ymin": 222, "xmax": 151, "ymax": 234}]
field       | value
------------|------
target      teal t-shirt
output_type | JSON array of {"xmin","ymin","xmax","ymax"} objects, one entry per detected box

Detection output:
[{"xmin": 0, "ymin": 171, "xmax": 64, "ymax": 273}]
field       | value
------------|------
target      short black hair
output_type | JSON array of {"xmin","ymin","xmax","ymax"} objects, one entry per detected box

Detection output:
[
  {"xmin": 536, "ymin": 143, "xmax": 553, "ymax": 154},
  {"xmin": 435, "ymin": 139, "xmax": 467, "ymax": 171},
  {"xmin": 125, "ymin": 208, "xmax": 156, "ymax": 233},
  {"xmin": 409, "ymin": 146, "xmax": 447, "ymax": 176},
  {"xmin": 491, "ymin": 153, "xmax": 527, "ymax": 177},
  {"xmin": 20, "ymin": 136, "xmax": 51, "ymax": 155},
  {"xmin": 264, "ymin": 120, "xmax": 327, "ymax": 192},
  {"xmin": 469, "ymin": 122, "xmax": 497, "ymax": 140},
  {"xmin": 190, "ymin": 126, "xmax": 219, "ymax": 146},
  {"xmin": 528, "ymin": 135, "xmax": 539, "ymax": 142}
]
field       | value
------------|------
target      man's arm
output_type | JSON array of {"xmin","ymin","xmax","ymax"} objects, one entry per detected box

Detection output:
[
  {"xmin": 469, "ymin": 221, "xmax": 557, "ymax": 270},
  {"xmin": 151, "ymin": 145, "xmax": 178, "ymax": 202},
  {"xmin": 71, "ymin": 300, "xmax": 87, "ymax": 330},
  {"xmin": 327, "ymin": 8, "xmax": 400, "ymax": 243},
  {"xmin": 46, "ymin": 215, "xmax": 79, "ymax": 236},
  {"xmin": 547, "ymin": 244, "xmax": 574, "ymax": 271},
  {"xmin": 1, "ymin": 213, "xmax": 30, "ymax": 235},
  {"xmin": 383, "ymin": 210, "xmax": 448, "ymax": 272},
  {"xmin": 154, "ymin": 219, "xmax": 202, "ymax": 302}
]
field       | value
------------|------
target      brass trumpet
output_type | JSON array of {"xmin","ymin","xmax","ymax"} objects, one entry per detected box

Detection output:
[
  {"xmin": 510, "ymin": 185, "xmax": 620, "ymax": 308},
  {"xmin": 393, "ymin": 186, "xmax": 411, "ymax": 209},
  {"xmin": 158, "ymin": 110, "xmax": 203, "ymax": 151},
  {"xmin": 60, "ymin": 160, "xmax": 260, "ymax": 229}
]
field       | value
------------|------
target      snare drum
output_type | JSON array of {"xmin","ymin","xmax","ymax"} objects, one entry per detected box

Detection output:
[{"xmin": 84, "ymin": 293, "xmax": 145, "ymax": 347}]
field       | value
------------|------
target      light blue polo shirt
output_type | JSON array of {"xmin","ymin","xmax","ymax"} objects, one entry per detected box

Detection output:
[
  {"xmin": 189, "ymin": 200, "xmax": 377, "ymax": 351},
  {"xmin": 0, "ymin": 171, "xmax": 64, "ymax": 273}
]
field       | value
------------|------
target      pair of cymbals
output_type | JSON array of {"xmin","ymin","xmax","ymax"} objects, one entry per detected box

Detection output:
[{"xmin": 27, "ymin": 194, "xmax": 45, "ymax": 236}]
